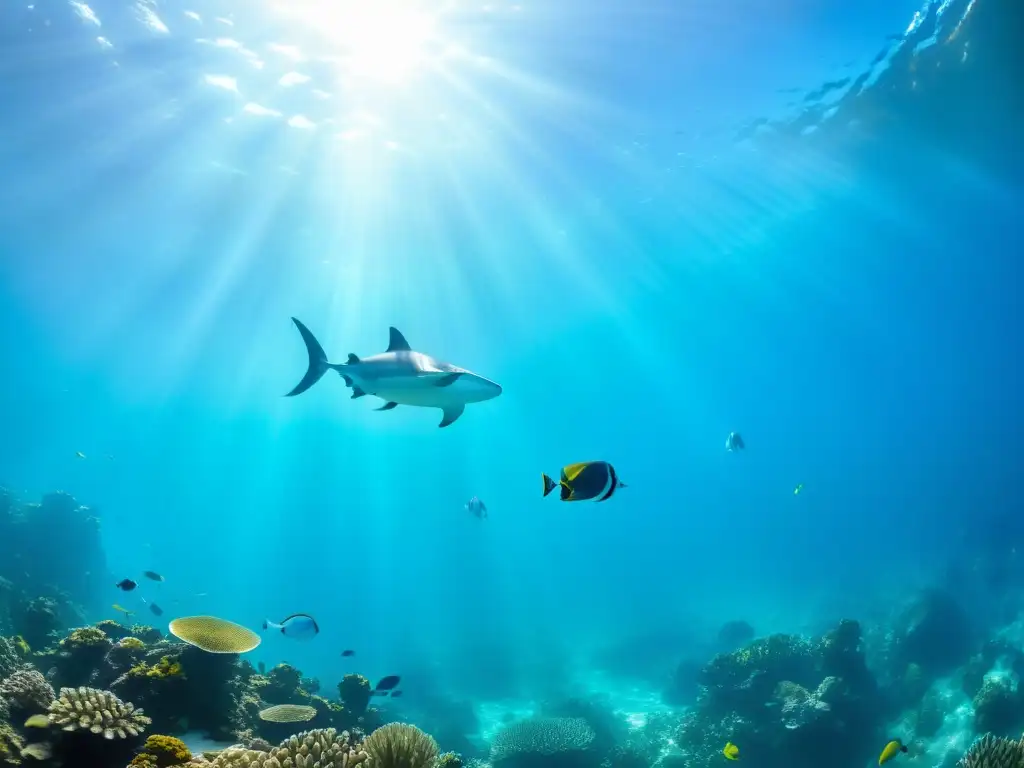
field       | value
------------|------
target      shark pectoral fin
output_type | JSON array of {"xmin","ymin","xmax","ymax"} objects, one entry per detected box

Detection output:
[
  {"xmin": 376, "ymin": 401, "xmax": 398, "ymax": 411},
  {"xmin": 339, "ymin": 373, "xmax": 353, "ymax": 387},
  {"xmin": 438, "ymin": 404, "xmax": 465, "ymax": 428},
  {"xmin": 351, "ymin": 387, "xmax": 367, "ymax": 399},
  {"xmin": 435, "ymin": 372, "xmax": 463, "ymax": 387}
]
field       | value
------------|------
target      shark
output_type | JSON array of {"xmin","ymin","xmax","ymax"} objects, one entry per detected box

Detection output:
[{"xmin": 285, "ymin": 317, "xmax": 502, "ymax": 428}]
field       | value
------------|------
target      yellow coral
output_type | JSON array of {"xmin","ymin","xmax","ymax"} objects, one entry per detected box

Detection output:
[
  {"xmin": 11, "ymin": 636, "xmax": 30, "ymax": 658},
  {"xmin": 140, "ymin": 734, "xmax": 192, "ymax": 766},
  {"xmin": 127, "ymin": 657, "xmax": 184, "ymax": 680},
  {"xmin": 119, "ymin": 637, "xmax": 146, "ymax": 651}
]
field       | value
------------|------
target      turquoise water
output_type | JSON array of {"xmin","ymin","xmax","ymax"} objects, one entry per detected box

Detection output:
[{"xmin": 0, "ymin": 0, "xmax": 1021, "ymax": 744}]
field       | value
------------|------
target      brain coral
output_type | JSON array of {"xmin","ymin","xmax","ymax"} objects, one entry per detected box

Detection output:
[
  {"xmin": 363, "ymin": 723, "xmax": 439, "ymax": 768},
  {"xmin": 490, "ymin": 717, "xmax": 597, "ymax": 768},
  {"xmin": 48, "ymin": 686, "xmax": 152, "ymax": 739}
]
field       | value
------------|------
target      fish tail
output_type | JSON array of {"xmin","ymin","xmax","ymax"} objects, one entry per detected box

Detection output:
[
  {"xmin": 262, "ymin": 620, "xmax": 269, "ymax": 631},
  {"xmin": 542, "ymin": 473, "xmax": 557, "ymax": 497},
  {"xmin": 286, "ymin": 318, "xmax": 335, "ymax": 397}
]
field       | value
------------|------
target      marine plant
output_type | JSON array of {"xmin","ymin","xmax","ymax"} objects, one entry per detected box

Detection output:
[
  {"xmin": 490, "ymin": 717, "xmax": 597, "ymax": 768},
  {"xmin": 363, "ymin": 723, "xmax": 440, "ymax": 768}
]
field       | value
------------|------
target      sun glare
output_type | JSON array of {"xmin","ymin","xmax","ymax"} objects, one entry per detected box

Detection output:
[{"xmin": 273, "ymin": 0, "xmax": 438, "ymax": 84}]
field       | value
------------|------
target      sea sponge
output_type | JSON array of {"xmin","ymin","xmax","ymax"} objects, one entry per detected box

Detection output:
[
  {"xmin": 48, "ymin": 686, "xmax": 152, "ymax": 739},
  {"xmin": 363, "ymin": 723, "xmax": 439, "ymax": 768},
  {"xmin": 491, "ymin": 717, "xmax": 596, "ymax": 768},
  {"xmin": 208, "ymin": 727, "xmax": 368, "ymax": 768},
  {"xmin": 168, "ymin": 617, "xmax": 260, "ymax": 654},
  {"xmin": 338, "ymin": 674, "xmax": 372, "ymax": 714},
  {"xmin": 258, "ymin": 704, "xmax": 317, "ymax": 723},
  {"xmin": 0, "ymin": 668, "xmax": 56, "ymax": 714},
  {"xmin": 137, "ymin": 734, "xmax": 192, "ymax": 766},
  {"xmin": 957, "ymin": 735, "xmax": 1024, "ymax": 768}
]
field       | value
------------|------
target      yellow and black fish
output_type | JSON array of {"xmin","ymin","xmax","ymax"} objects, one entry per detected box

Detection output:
[
  {"xmin": 879, "ymin": 739, "xmax": 908, "ymax": 765},
  {"xmin": 542, "ymin": 461, "xmax": 626, "ymax": 503}
]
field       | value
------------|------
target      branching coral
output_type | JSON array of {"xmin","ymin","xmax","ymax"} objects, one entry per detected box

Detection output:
[
  {"xmin": 0, "ymin": 667, "xmax": 55, "ymax": 714},
  {"xmin": 491, "ymin": 718, "xmax": 597, "ymax": 768},
  {"xmin": 208, "ymin": 727, "xmax": 368, "ymax": 768},
  {"xmin": 957, "ymin": 735, "xmax": 1024, "ymax": 768},
  {"xmin": 48, "ymin": 686, "xmax": 152, "ymax": 739},
  {"xmin": 363, "ymin": 723, "xmax": 439, "ymax": 768}
]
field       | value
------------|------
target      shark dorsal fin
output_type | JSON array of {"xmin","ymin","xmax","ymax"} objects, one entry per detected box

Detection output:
[
  {"xmin": 347, "ymin": 353, "xmax": 360, "ymax": 364},
  {"xmin": 387, "ymin": 327, "xmax": 411, "ymax": 353}
]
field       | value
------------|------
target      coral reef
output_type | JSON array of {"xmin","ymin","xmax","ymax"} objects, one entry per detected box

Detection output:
[
  {"xmin": 48, "ymin": 686, "xmax": 151, "ymax": 738},
  {"xmin": 490, "ymin": 717, "xmax": 598, "ymax": 768},
  {"xmin": 957, "ymin": 734, "xmax": 1024, "ymax": 768},
  {"xmin": 363, "ymin": 723, "xmax": 439, "ymax": 768},
  {"xmin": 130, "ymin": 734, "xmax": 192, "ymax": 767},
  {"xmin": 0, "ymin": 667, "xmax": 55, "ymax": 716},
  {"xmin": 677, "ymin": 619, "xmax": 882, "ymax": 768},
  {"xmin": 203, "ymin": 727, "xmax": 368, "ymax": 768},
  {"xmin": 338, "ymin": 674, "xmax": 372, "ymax": 715}
]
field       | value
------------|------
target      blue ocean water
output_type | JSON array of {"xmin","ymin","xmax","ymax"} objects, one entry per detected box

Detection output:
[{"xmin": 0, "ymin": 0, "xmax": 1021, "ymax": 749}]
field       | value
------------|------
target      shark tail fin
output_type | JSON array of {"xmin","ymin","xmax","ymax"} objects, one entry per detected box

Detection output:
[
  {"xmin": 542, "ymin": 473, "xmax": 557, "ymax": 497},
  {"xmin": 287, "ymin": 318, "xmax": 333, "ymax": 397}
]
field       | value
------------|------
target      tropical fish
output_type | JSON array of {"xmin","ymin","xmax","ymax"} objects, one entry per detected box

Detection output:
[
  {"xmin": 466, "ymin": 496, "xmax": 487, "ymax": 519},
  {"xmin": 112, "ymin": 604, "xmax": 133, "ymax": 618},
  {"xmin": 149, "ymin": 603, "xmax": 164, "ymax": 617},
  {"xmin": 723, "ymin": 742, "xmax": 739, "ymax": 761},
  {"xmin": 374, "ymin": 675, "xmax": 401, "ymax": 692},
  {"xmin": 286, "ymin": 318, "xmax": 502, "ymax": 428},
  {"xmin": 23, "ymin": 715, "xmax": 49, "ymax": 729},
  {"xmin": 879, "ymin": 740, "xmax": 908, "ymax": 765},
  {"xmin": 793, "ymin": 483, "xmax": 804, "ymax": 496},
  {"xmin": 142, "ymin": 571, "xmax": 164, "ymax": 582},
  {"xmin": 75, "ymin": 451, "xmax": 86, "ymax": 459},
  {"xmin": 263, "ymin": 613, "xmax": 320, "ymax": 640},
  {"xmin": 725, "ymin": 432, "xmax": 745, "ymax": 451},
  {"xmin": 115, "ymin": 579, "xmax": 137, "ymax": 592},
  {"xmin": 341, "ymin": 650, "xmax": 355, "ymax": 657},
  {"xmin": 542, "ymin": 461, "xmax": 626, "ymax": 503}
]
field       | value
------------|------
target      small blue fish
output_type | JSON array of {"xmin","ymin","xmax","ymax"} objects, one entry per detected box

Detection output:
[
  {"xmin": 263, "ymin": 613, "xmax": 319, "ymax": 640},
  {"xmin": 465, "ymin": 496, "xmax": 487, "ymax": 519}
]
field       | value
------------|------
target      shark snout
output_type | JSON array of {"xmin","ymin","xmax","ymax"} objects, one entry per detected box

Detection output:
[{"xmin": 461, "ymin": 373, "xmax": 502, "ymax": 402}]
